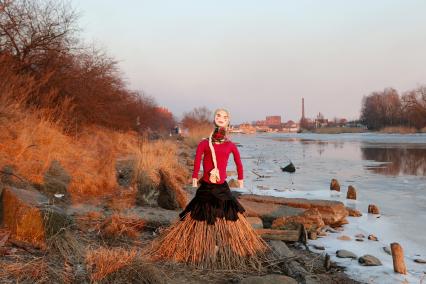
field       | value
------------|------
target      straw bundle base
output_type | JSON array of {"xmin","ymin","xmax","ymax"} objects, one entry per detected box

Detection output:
[{"xmin": 147, "ymin": 212, "xmax": 268, "ymax": 270}]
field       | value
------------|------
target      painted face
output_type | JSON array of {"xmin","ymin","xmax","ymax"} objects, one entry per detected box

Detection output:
[{"xmin": 214, "ymin": 110, "xmax": 229, "ymax": 127}]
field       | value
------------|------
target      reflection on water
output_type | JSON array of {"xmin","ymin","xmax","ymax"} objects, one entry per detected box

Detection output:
[
  {"xmin": 361, "ymin": 146, "xmax": 426, "ymax": 176},
  {"xmin": 270, "ymin": 136, "xmax": 426, "ymax": 176}
]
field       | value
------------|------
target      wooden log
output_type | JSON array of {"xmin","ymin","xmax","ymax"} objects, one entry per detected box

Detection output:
[
  {"xmin": 330, "ymin": 179, "xmax": 340, "ymax": 192},
  {"xmin": 346, "ymin": 185, "xmax": 357, "ymax": 200},
  {"xmin": 391, "ymin": 242, "xmax": 407, "ymax": 274},
  {"xmin": 368, "ymin": 204, "xmax": 380, "ymax": 214},
  {"xmin": 255, "ymin": 228, "xmax": 301, "ymax": 242}
]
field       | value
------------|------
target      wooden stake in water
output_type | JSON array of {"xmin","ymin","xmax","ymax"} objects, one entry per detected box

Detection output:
[{"xmin": 391, "ymin": 242, "xmax": 407, "ymax": 274}]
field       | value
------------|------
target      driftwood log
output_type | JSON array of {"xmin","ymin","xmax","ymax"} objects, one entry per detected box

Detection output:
[
  {"xmin": 256, "ymin": 228, "xmax": 301, "ymax": 242},
  {"xmin": 391, "ymin": 242, "xmax": 407, "ymax": 274}
]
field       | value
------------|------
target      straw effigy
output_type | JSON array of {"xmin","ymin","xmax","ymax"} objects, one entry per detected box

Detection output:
[{"xmin": 146, "ymin": 180, "xmax": 269, "ymax": 270}]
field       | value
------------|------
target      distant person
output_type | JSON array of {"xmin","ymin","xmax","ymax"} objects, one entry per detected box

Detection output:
[{"xmin": 148, "ymin": 108, "xmax": 268, "ymax": 269}]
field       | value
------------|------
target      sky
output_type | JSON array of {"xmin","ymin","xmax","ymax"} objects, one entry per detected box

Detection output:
[{"xmin": 73, "ymin": 0, "xmax": 426, "ymax": 124}]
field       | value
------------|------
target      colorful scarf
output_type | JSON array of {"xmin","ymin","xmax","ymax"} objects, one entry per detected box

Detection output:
[{"xmin": 211, "ymin": 126, "xmax": 228, "ymax": 143}]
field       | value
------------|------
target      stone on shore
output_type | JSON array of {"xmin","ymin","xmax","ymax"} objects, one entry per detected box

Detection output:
[
  {"xmin": 228, "ymin": 178, "xmax": 239, "ymax": 188},
  {"xmin": 313, "ymin": 244, "xmax": 325, "ymax": 250},
  {"xmin": 238, "ymin": 194, "xmax": 348, "ymax": 227},
  {"xmin": 414, "ymin": 259, "xmax": 426, "ymax": 264},
  {"xmin": 383, "ymin": 246, "xmax": 391, "ymax": 255},
  {"xmin": 337, "ymin": 235, "xmax": 352, "ymax": 241},
  {"xmin": 269, "ymin": 240, "xmax": 295, "ymax": 258},
  {"xmin": 1, "ymin": 186, "xmax": 72, "ymax": 249},
  {"xmin": 368, "ymin": 204, "xmax": 380, "ymax": 214},
  {"xmin": 157, "ymin": 169, "xmax": 188, "ymax": 210},
  {"xmin": 336, "ymin": 250, "xmax": 357, "ymax": 259},
  {"xmin": 42, "ymin": 160, "xmax": 71, "ymax": 197},
  {"xmin": 136, "ymin": 170, "xmax": 158, "ymax": 206},
  {"xmin": 346, "ymin": 207, "xmax": 362, "ymax": 217},
  {"xmin": 330, "ymin": 179, "xmax": 340, "ymax": 192},
  {"xmin": 368, "ymin": 234, "xmax": 378, "ymax": 241},
  {"xmin": 246, "ymin": 216, "xmax": 263, "ymax": 229},
  {"xmin": 272, "ymin": 208, "xmax": 325, "ymax": 233},
  {"xmin": 241, "ymin": 274, "xmax": 297, "ymax": 284},
  {"xmin": 239, "ymin": 198, "xmax": 304, "ymax": 228},
  {"xmin": 359, "ymin": 255, "xmax": 382, "ymax": 266},
  {"xmin": 346, "ymin": 185, "xmax": 357, "ymax": 200}
]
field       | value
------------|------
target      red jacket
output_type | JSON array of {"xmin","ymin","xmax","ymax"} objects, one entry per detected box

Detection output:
[{"xmin": 192, "ymin": 139, "xmax": 243, "ymax": 184}]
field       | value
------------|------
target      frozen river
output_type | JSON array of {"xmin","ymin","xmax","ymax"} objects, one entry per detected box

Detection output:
[{"xmin": 230, "ymin": 132, "xmax": 426, "ymax": 283}]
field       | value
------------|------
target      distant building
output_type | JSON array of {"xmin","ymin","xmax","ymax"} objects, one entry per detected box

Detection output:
[{"xmin": 265, "ymin": 116, "xmax": 281, "ymax": 127}]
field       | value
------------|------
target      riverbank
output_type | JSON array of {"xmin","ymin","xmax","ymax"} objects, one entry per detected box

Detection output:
[{"xmin": 0, "ymin": 121, "xmax": 363, "ymax": 283}]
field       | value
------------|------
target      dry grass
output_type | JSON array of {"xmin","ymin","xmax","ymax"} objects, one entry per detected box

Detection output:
[
  {"xmin": 100, "ymin": 213, "xmax": 146, "ymax": 239},
  {"xmin": 147, "ymin": 212, "xmax": 269, "ymax": 270},
  {"xmin": 86, "ymin": 247, "xmax": 137, "ymax": 282},
  {"xmin": 313, "ymin": 127, "xmax": 366, "ymax": 134},
  {"xmin": 379, "ymin": 126, "xmax": 418, "ymax": 134},
  {"xmin": 183, "ymin": 124, "xmax": 211, "ymax": 148},
  {"xmin": 0, "ymin": 101, "xmax": 188, "ymax": 204},
  {"xmin": 0, "ymin": 257, "xmax": 49, "ymax": 283}
]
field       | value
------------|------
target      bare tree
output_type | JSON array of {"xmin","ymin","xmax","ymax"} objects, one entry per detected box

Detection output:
[
  {"xmin": 0, "ymin": 0, "xmax": 78, "ymax": 70},
  {"xmin": 182, "ymin": 106, "xmax": 212, "ymax": 129}
]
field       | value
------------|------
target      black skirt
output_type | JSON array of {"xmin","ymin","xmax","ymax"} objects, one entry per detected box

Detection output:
[{"xmin": 179, "ymin": 180, "xmax": 246, "ymax": 225}]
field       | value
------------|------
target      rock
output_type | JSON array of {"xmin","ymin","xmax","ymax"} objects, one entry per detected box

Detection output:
[
  {"xmin": 123, "ymin": 206, "xmax": 178, "ymax": 229},
  {"xmin": 272, "ymin": 208, "xmax": 325, "ymax": 233},
  {"xmin": 239, "ymin": 198, "xmax": 304, "ymax": 228},
  {"xmin": 238, "ymin": 194, "xmax": 348, "ymax": 227},
  {"xmin": 336, "ymin": 249, "xmax": 357, "ymax": 259},
  {"xmin": 269, "ymin": 240, "xmax": 295, "ymax": 258},
  {"xmin": 359, "ymin": 255, "xmax": 382, "ymax": 266},
  {"xmin": 368, "ymin": 234, "xmax": 378, "ymax": 241},
  {"xmin": 1, "ymin": 186, "xmax": 72, "ymax": 249},
  {"xmin": 346, "ymin": 207, "xmax": 362, "ymax": 217},
  {"xmin": 228, "ymin": 178, "xmax": 239, "ymax": 188},
  {"xmin": 136, "ymin": 170, "xmax": 158, "ymax": 206},
  {"xmin": 346, "ymin": 185, "xmax": 357, "ymax": 200},
  {"xmin": 246, "ymin": 216, "xmax": 263, "ymax": 229},
  {"xmin": 368, "ymin": 204, "xmax": 380, "ymax": 214},
  {"xmin": 318, "ymin": 231, "xmax": 327, "ymax": 237},
  {"xmin": 322, "ymin": 226, "xmax": 339, "ymax": 233},
  {"xmin": 313, "ymin": 244, "xmax": 325, "ymax": 250},
  {"xmin": 383, "ymin": 246, "xmax": 391, "ymax": 255},
  {"xmin": 330, "ymin": 179, "xmax": 340, "ymax": 192},
  {"xmin": 241, "ymin": 274, "xmax": 297, "ymax": 284},
  {"xmin": 157, "ymin": 169, "xmax": 188, "ymax": 210},
  {"xmin": 355, "ymin": 238, "xmax": 364, "ymax": 242},
  {"xmin": 355, "ymin": 233, "xmax": 365, "ymax": 238},
  {"xmin": 337, "ymin": 235, "xmax": 351, "ymax": 241},
  {"xmin": 41, "ymin": 160, "xmax": 71, "ymax": 198},
  {"xmin": 115, "ymin": 158, "xmax": 135, "ymax": 187},
  {"xmin": 414, "ymin": 259, "xmax": 426, "ymax": 264},
  {"xmin": 308, "ymin": 231, "xmax": 317, "ymax": 240}
]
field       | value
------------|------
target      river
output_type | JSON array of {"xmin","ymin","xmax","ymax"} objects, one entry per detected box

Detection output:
[{"xmin": 230, "ymin": 132, "xmax": 426, "ymax": 283}]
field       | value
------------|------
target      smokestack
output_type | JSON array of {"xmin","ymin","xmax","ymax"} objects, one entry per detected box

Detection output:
[{"xmin": 302, "ymin": 97, "xmax": 305, "ymax": 119}]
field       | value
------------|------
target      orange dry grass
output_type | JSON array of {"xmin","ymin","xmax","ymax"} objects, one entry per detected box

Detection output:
[
  {"xmin": 147, "ymin": 213, "xmax": 268, "ymax": 270},
  {"xmin": 0, "ymin": 258, "xmax": 48, "ymax": 282},
  {"xmin": 101, "ymin": 213, "xmax": 146, "ymax": 239},
  {"xmin": 86, "ymin": 247, "xmax": 137, "ymax": 282},
  {"xmin": 184, "ymin": 124, "xmax": 211, "ymax": 148},
  {"xmin": 0, "ymin": 101, "xmax": 187, "ymax": 203}
]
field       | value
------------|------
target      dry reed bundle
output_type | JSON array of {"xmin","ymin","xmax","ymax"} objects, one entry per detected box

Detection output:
[
  {"xmin": 147, "ymin": 212, "xmax": 268, "ymax": 270},
  {"xmin": 86, "ymin": 247, "xmax": 137, "ymax": 282},
  {"xmin": 100, "ymin": 213, "xmax": 146, "ymax": 239}
]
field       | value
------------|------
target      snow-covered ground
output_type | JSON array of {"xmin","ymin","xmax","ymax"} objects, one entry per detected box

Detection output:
[{"xmin": 229, "ymin": 133, "xmax": 426, "ymax": 284}]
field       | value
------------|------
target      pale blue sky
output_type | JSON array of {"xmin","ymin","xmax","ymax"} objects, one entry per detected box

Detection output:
[{"xmin": 73, "ymin": 0, "xmax": 426, "ymax": 123}]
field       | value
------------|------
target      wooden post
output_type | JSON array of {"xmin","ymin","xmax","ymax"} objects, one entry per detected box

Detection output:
[{"xmin": 391, "ymin": 242, "xmax": 407, "ymax": 274}]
